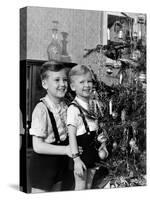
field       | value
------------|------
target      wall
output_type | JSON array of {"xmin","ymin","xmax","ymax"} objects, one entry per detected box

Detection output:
[
  {"xmin": 22, "ymin": 6, "xmax": 103, "ymax": 64},
  {"xmin": 20, "ymin": 7, "xmax": 146, "ymax": 86}
]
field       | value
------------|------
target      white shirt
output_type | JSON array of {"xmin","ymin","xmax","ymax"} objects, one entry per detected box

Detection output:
[
  {"xmin": 67, "ymin": 96, "xmax": 98, "ymax": 136},
  {"xmin": 30, "ymin": 95, "xmax": 68, "ymax": 143}
]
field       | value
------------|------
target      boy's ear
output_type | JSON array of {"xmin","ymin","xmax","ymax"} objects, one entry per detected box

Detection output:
[
  {"xmin": 70, "ymin": 82, "xmax": 76, "ymax": 91},
  {"xmin": 42, "ymin": 80, "xmax": 48, "ymax": 90}
]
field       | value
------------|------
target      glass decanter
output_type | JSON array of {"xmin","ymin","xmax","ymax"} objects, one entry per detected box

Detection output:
[
  {"xmin": 60, "ymin": 31, "xmax": 71, "ymax": 62},
  {"xmin": 47, "ymin": 20, "xmax": 62, "ymax": 61}
]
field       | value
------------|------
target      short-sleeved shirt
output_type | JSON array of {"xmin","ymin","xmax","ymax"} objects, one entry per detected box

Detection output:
[
  {"xmin": 67, "ymin": 96, "xmax": 98, "ymax": 136},
  {"xmin": 30, "ymin": 95, "xmax": 68, "ymax": 143}
]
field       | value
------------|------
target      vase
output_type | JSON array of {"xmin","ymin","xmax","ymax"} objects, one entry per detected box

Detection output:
[{"xmin": 47, "ymin": 21, "xmax": 62, "ymax": 61}]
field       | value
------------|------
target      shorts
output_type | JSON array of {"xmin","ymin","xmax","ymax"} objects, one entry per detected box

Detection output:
[
  {"xmin": 69, "ymin": 131, "xmax": 99, "ymax": 170},
  {"xmin": 29, "ymin": 139, "xmax": 69, "ymax": 191}
]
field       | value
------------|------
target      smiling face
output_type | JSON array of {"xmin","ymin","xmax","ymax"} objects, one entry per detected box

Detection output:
[
  {"xmin": 42, "ymin": 69, "xmax": 68, "ymax": 103},
  {"xmin": 70, "ymin": 72, "xmax": 93, "ymax": 102}
]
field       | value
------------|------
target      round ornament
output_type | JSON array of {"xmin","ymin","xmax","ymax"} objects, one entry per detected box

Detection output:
[
  {"xmin": 129, "ymin": 138, "xmax": 136, "ymax": 147},
  {"xmin": 98, "ymin": 149, "xmax": 107, "ymax": 160},
  {"xmin": 112, "ymin": 111, "xmax": 118, "ymax": 119},
  {"xmin": 113, "ymin": 141, "xmax": 117, "ymax": 149}
]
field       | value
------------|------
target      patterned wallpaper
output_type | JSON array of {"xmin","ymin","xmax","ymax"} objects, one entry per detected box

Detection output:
[{"xmin": 23, "ymin": 6, "xmax": 102, "ymax": 64}]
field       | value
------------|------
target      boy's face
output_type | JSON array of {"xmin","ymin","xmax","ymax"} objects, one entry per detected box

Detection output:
[
  {"xmin": 42, "ymin": 69, "xmax": 68, "ymax": 101},
  {"xmin": 71, "ymin": 72, "xmax": 93, "ymax": 102}
]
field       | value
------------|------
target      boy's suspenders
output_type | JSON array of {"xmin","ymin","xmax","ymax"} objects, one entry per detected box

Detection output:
[
  {"xmin": 40, "ymin": 100, "xmax": 61, "ymax": 144},
  {"xmin": 69, "ymin": 100, "xmax": 90, "ymax": 135}
]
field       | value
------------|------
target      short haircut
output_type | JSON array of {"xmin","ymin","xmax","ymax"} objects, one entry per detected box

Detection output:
[
  {"xmin": 40, "ymin": 61, "xmax": 66, "ymax": 80},
  {"xmin": 69, "ymin": 64, "xmax": 92, "ymax": 83}
]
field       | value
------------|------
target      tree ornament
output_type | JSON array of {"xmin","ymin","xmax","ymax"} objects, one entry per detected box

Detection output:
[
  {"xmin": 121, "ymin": 109, "xmax": 126, "ymax": 122},
  {"xmin": 131, "ymin": 121, "xmax": 137, "ymax": 130},
  {"xmin": 98, "ymin": 149, "xmax": 107, "ymax": 160},
  {"xmin": 97, "ymin": 130, "xmax": 108, "ymax": 143},
  {"xmin": 106, "ymin": 67, "xmax": 113, "ymax": 75},
  {"xmin": 121, "ymin": 146, "xmax": 126, "ymax": 152},
  {"xmin": 138, "ymin": 71, "xmax": 146, "ymax": 83},
  {"xmin": 110, "ymin": 184, "xmax": 115, "ymax": 188},
  {"xmin": 138, "ymin": 14, "xmax": 146, "ymax": 24},
  {"xmin": 113, "ymin": 141, "xmax": 117, "ymax": 150},
  {"xmin": 129, "ymin": 138, "xmax": 136, "ymax": 147},
  {"xmin": 112, "ymin": 111, "xmax": 118, "ymax": 119},
  {"xmin": 129, "ymin": 171, "xmax": 134, "ymax": 178},
  {"xmin": 131, "ymin": 49, "xmax": 141, "ymax": 61},
  {"xmin": 98, "ymin": 142, "xmax": 108, "ymax": 160},
  {"xmin": 129, "ymin": 138, "xmax": 139, "ymax": 153},
  {"xmin": 99, "ymin": 122, "xmax": 105, "ymax": 128}
]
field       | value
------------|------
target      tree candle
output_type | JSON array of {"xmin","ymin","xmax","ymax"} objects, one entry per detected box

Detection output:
[
  {"xmin": 109, "ymin": 99, "xmax": 112, "ymax": 115},
  {"xmin": 107, "ymin": 28, "xmax": 110, "ymax": 40},
  {"xmin": 119, "ymin": 73, "xmax": 123, "ymax": 84}
]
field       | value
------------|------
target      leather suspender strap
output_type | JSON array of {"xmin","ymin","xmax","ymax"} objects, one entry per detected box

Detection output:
[
  {"xmin": 70, "ymin": 101, "xmax": 90, "ymax": 135},
  {"xmin": 40, "ymin": 100, "xmax": 61, "ymax": 144}
]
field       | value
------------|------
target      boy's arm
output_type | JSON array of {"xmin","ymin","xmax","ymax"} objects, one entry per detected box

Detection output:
[
  {"xmin": 67, "ymin": 105, "xmax": 80, "ymax": 156},
  {"xmin": 68, "ymin": 125, "xmax": 79, "ymax": 155},
  {"xmin": 32, "ymin": 136, "xmax": 71, "ymax": 157},
  {"xmin": 68, "ymin": 125, "xmax": 86, "ymax": 176}
]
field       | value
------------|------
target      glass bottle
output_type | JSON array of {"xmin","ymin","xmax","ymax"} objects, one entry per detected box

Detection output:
[
  {"xmin": 60, "ymin": 31, "xmax": 71, "ymax": 62},
  {"xmin": 47, "ymin": 21, "xmax": 62, "ymax": 61}
]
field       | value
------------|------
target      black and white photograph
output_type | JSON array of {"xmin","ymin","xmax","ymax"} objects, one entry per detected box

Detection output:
[{"xmin": 19, "ymin": 5, "xmax": 147, "ymax": 195}]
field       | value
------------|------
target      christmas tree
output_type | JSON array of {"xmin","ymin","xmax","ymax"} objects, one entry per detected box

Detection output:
[{"xmin": 82, "ymin": 14, "xmax": 146, "ymax": 188}]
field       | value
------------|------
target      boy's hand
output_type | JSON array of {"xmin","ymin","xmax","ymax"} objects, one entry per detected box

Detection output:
[
  {"xmin": 65, "ymin": 146, "xmax": 83, "ymax": 157},
  {"xmin": 74, "ymin": 157, "xmax": 87, "ymax": 177}
]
